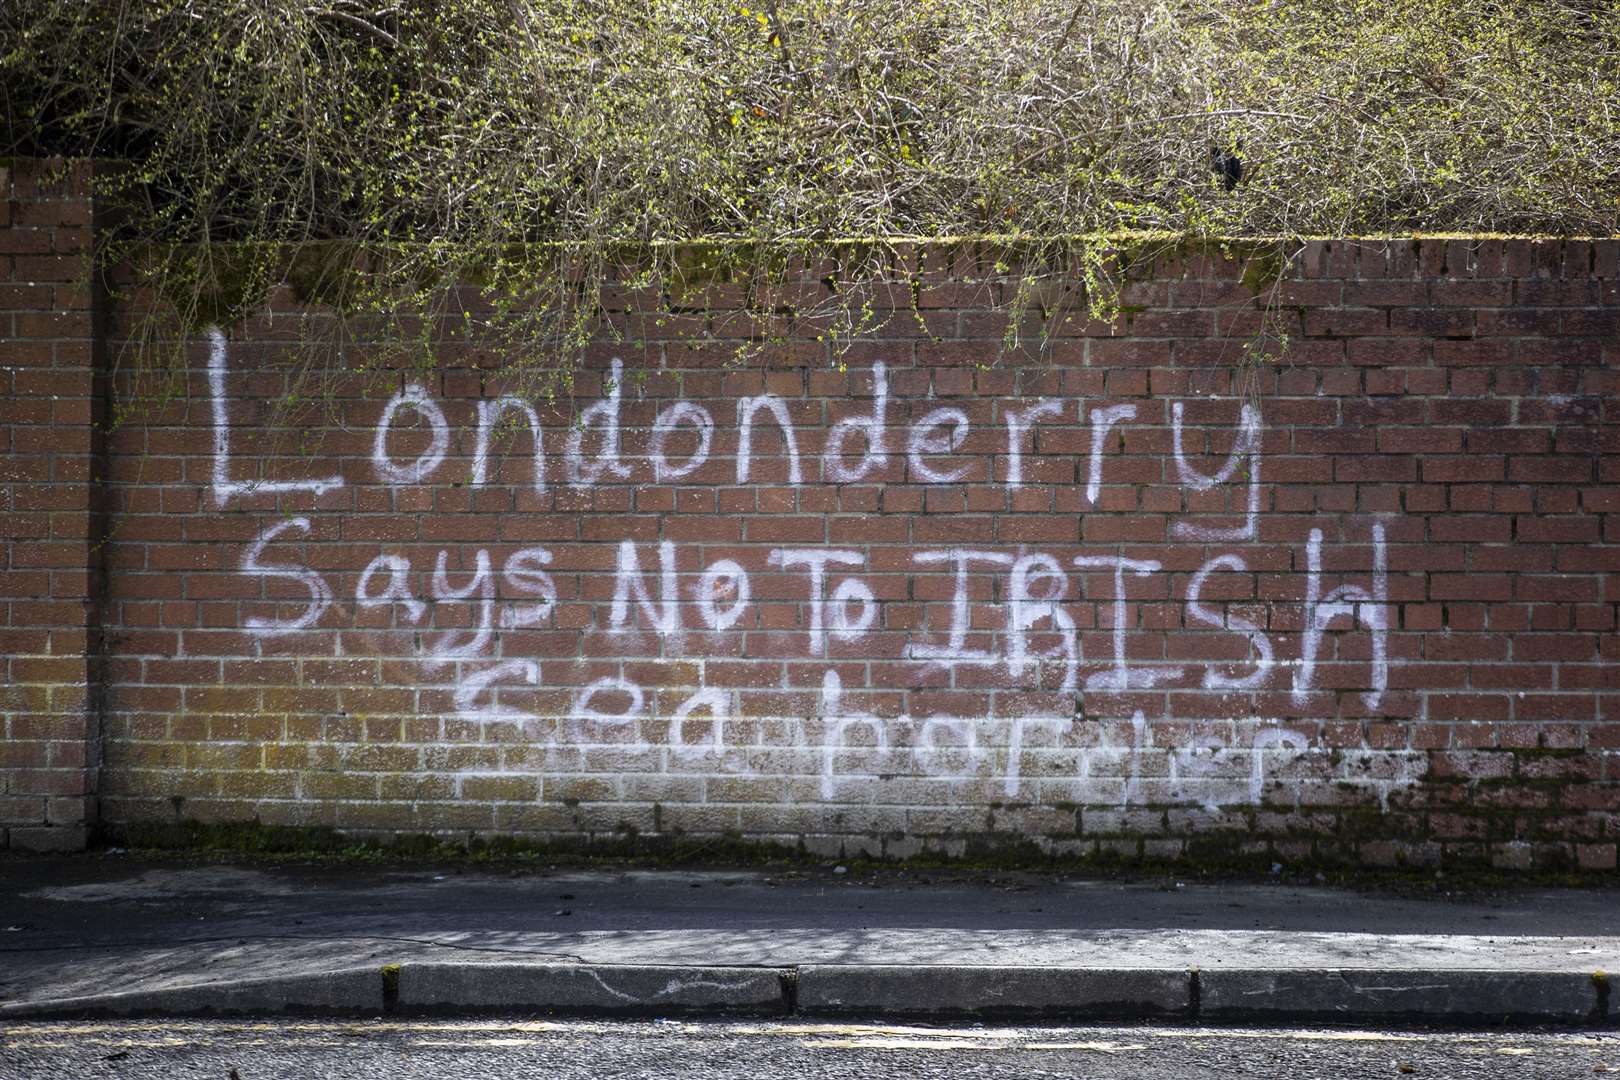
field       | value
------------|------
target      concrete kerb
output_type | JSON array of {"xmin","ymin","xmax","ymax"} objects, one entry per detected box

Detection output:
[
  {"xmin": 1197, "ymin": 969, "xmax": 1614, "ymax": 1027},
  {"xmin": 393, "ymin": 962, "xmax": 790, "ymax": 1015},
  {"xmin": 794, "ymin": 965, "xmax": 1190, "ymax": 1020},
  {"xmin": 0, "ymin": 968, "xmax": 382, "ymax": 1020},
  {"xmin": 3, "ymin": 963, "xmax": 1614, "ymax": 1026}
]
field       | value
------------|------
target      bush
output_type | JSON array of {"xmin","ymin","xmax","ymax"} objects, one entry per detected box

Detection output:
[{"xmin": 4, "ymin": 0, "xmax": 1616, "ymax": 381}]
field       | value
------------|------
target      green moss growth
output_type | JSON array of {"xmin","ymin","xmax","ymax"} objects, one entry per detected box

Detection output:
[
  {"xmin": 380, "ymin": 963, "xmax": 401, "ymax": 998},
  {"xmin": 111, "ymin": 820, "xmax": 357, "ymax": 855},
  {"xmin": 141, "ymin": 239, "xmax": 371, "ymax": 327},
  {"xmin": 144, "ymin": 242, "xmax": 267, "ymax": 329},
  {"xmin": 284, "ymin": 241, "xmax": 365, "ymax": 310},
  {"xmin": 666, "ymin": 241, "xmax": 738, "ymax": 293},
  {"xmin": 98, "ymin": 819, "xmax": 816, "ymax": 868},
  {"xmin": 957, "ymin": 836, "xmax": 1050, "ymax": 867},
  {"xmin": 1238, "ymin": 241, "xmax": 1291, "ymax": 295},
  {"xmin": 88, "ymin": 816, "xmax": 1620, "ymax": 892}
]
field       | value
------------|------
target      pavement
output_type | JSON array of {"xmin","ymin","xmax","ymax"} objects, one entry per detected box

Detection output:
[{"xmin": 0, "ymin": 854, "xmax": 1616, "ymax": 1027}]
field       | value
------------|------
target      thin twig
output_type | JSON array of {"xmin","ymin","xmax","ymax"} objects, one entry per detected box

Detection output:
[
  {"xmin": 1010, "ymin": 108, "xmax": 1316, "ymax": 171},
  {"xmin": 1051, "ymin": 0, "xmax": 1087, "ymax": 62},
  {"xmin": 306, "ymin": 7, "xmax": 400, "ymax": 49}
]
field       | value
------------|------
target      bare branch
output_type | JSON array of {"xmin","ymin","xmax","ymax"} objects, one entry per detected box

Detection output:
[{"xmin": 305, "ymin": 6, "xmax": 399, "ymax": 49}]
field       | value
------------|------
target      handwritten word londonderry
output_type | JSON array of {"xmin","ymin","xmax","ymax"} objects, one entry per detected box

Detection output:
[
  {"xmin": 211, "ymin": 336, "xmax": 1261, "ymax": 517},
  {"xmin": 207, "ymin": 331, "xmax": 1406, "ymax": 808}
]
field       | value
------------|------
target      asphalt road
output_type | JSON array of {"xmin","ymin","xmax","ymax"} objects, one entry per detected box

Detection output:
[{"xmin": 2, "ymin": 1019, "xmax": 1617, "ymax": 1079}]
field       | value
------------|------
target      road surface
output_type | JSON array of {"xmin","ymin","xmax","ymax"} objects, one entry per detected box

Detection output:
[{"xmin": 2, "ymin": 1018, "xmax": 1617, "ymax": 1079}]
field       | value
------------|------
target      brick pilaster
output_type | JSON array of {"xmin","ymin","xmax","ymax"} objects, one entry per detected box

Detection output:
[{"xmin": 0, "ymin": 158, "xmax": 103, "ymax": 850}]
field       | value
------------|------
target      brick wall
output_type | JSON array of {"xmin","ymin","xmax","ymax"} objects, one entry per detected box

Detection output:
[
  {"xmin": 0, "ymin": 159, "xmax": 103, "ymax": 851},
  {"xmin": 3, "ymin": 159, "xmax": 1618, "ymax": 868}
]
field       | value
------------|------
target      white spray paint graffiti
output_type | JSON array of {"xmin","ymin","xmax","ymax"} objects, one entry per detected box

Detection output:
[
  {"xmin": 816, "ymin": 670, "xmax": 889, "ymax": 798},
  {"xmin": 736, "ymin": 395, "xmax": 803, "ymax": 485},
  {"xmin": 769, "ymin": 549, "xmax": 868, "ymax": 656},
  {"xmin": 1185, "ymin": 554, "xmax": 1273, "ymax": 689},
  {"xmin": 240, "ymin": 517, "xmax": 331, "ymax": 635},
  {"xmin": 610, "ymin": 540, "xmax": 680, "ymax": 637},
  {"xmin": 822, "ymin": 361, "xmax": 888, "ymax": 482},
  {"xmin": 208, "ymin": 328, "xmax": 343, "ymax": 506},
  {"xmin": 566, "ymin": 358, "xmax": 633, "ymax": 487},
  {"xmin": 355, "ymin": 553, "xmax": 424, "ymax": 623},
  {"xmin": 211, "ymin": 334, "xmax": 1419, "ymax": 813},
  {"xmin": 907, "ymin": 406, "xmax": 971, "ymax": 483},
  {"xmin": 650, "ymin": 401, "xmax": 714, "ymax": 482},
  {"xmin": 1006, "ymin": 553, "xmax": 1080, "ymax": 692},
  {"xmin": 373, "ymin": 383, "xmax": 450, "ymax": 486},
  {"xmin": 670, "ymin": 688, "xmax": 729, "ymax": 758},
  {"xmin": 424, "ymin": 549, "xmax": 496, "ymax": 669},
  {"xmin": 907, "ymin": 549, "xmax": 1014, "ymax": 664},
  {"xmin": 453, "ymin": 659, "xmax": 540, "ymax": 726},
  {"xmin": 472, "ymin": 396, "xmax": 546, "ymax": 493},
  {"xmin": 1073, "ymin": 556, "xmax": 1181, "ymax": 690},
  {"xmin": 1004, "ymin": 398, "xmax": 1064, "ymax": 490},
  {"xmin": 1085, "ymin": 404, "xmax": 1136, "ymax": 506},
  {"xmin": 1296, "ymin": 522, "xmax": 1389, "ymax": 710},
  {"xmin": 571, "ymin": 676, "xmax": 646, "ymax": 746},
  {"xmin": 501, "ymin": 548, "xmax": 559, "ymax": 628},
  {"xmin": 1171, "ymin": 400, "xmax": 1262, "ymax": 541},
  {"xmin": 696, "ymin": 560, "xmax": 750, "ymax": 631}
]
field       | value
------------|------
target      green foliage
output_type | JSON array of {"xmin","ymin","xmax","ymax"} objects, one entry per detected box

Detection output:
[{"xmin": 3, "ymin": 0, "xmax": 1616, "ymax": 383}]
